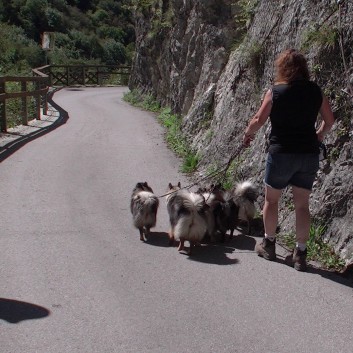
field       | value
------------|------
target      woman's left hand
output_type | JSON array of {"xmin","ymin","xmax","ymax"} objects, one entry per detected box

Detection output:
[{"xmin": 243, "ymin": 133, "xmax": 254, "ymax": 147}]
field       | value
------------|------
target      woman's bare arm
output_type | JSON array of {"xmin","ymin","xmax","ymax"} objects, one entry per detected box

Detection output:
[
  {"xmin": 316, "ymin": 95, "xmax": 335, "ymax": 142},
  {"xmin": 243, "ymin": 89, "xmax": 272, "ymax": 146}
]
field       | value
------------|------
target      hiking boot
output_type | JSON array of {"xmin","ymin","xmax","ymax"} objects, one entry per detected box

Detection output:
[
  {"xmin": 255, "ymin": 238, "xmax": 276, "ymax": 261},
  {"xmin": 293, "ymin": 248, "xmax": 307, "ymax": 272}
]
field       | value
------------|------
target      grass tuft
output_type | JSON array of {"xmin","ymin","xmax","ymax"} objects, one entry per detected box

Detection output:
[{"xmin": 278, "ymin": 222, "xmax": 345, "ymax": 271}]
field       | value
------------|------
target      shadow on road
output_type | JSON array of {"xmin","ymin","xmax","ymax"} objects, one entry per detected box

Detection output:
[
  {"xmin": 274, "ymin": 256, "xmax": 353, "ymax": 288},
  {"xmin": 186, "ymin": 243, "xmax": 240, "ymax": 265},
  {"xmin": 308, "ymin": 266, "xmax": 353, "ymax": 288},
  {"xmin": 0, "ymin": 298, "xmax": 51, "ymax": 324},
  {"xmin": 229, "ymin": 233, "xmax": 257, "ymax": 251},
  {"xmin": 0, "ymin": 88, "xmax": 69, "ymax": 163},
  {"xmin": 145, "ymin": 231, "xmax": 170, "ymax": 247}
]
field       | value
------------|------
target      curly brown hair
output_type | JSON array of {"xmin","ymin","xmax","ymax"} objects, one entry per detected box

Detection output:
[{"xmin": 274, "ymin": 49, "xmax": 310, "ymax": 83}]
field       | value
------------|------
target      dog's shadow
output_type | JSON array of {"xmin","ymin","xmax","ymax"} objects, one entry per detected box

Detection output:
[
  {"xmin": 144, "ymin": 231, "xmax": 171, "ymax": 247},
  {"xmin": 144, "ymin": 232, "xmax": 240, "ymax": 264},
  {"xmin": 184, "ymin": 243, "xmax": 239, "ymax": 265},
  {"xmin": 230, "ymin": 233, "xmax": 257, "ymax": 251},
  {"xmin": 180, "ymin": 232, "xmax": 256, "ymax": 265}
]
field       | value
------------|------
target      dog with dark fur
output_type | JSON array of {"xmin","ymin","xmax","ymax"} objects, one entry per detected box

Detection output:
[
  {"xmin": 234, "ymin": 181, "xmax": 258, "ymax": 234},
  {"xmin": 166, "ymin": 182, "xmax": 207, "ymax": 255},
  {"xmin": 196, "ymin": 184, "xmax": 225, "ymax": 242},
  {"xmin": 213, "ymin": 189, "xmax": 240, "ymax": 242},
  {"xmin": 130, "ymin": 182, "xmax": 159, "ymax": 241},
  {"xmin": 209, "ymin": 181, "xmax": 258, "ymax": 240}
]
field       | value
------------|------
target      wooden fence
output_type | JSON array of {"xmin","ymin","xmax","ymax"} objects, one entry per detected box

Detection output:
[
  {"xmin": 41, "ymin": 65, "xmax": 131, "ymax": 86},
  {"xmin": 0, "ymin": 65, "xmax": 131, "ymax": 132},
  {"xmin": 0, "ymin": 75, "xmax": 49, "ymax": 133}
]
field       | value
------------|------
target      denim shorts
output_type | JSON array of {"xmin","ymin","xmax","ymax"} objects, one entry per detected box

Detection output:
[{"xmin": 264, "ymin": 153, "xmax": 320, "ymax": 190}]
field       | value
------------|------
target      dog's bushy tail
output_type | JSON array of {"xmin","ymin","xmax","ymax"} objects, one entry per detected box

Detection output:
[
  {"xmin": 140, "ymin": 191, "xmax": 159, "ymax": 208},
  {"xmin": 234, "ymin": 181, "xmax": 257, "ymax": 232},
  {"xmin": 234, "ymin": 181, "xmax": 258, "ymax": 202},
  {"xmin": 180, "ymin": 191, "xmax": 205, "ymax": 212}
]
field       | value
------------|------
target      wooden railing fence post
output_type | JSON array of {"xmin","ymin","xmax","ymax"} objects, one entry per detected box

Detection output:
[
  {"xmin": 83, "ymin": 66, "xmax": 86, "ymax": 85},
  {"xmin": 0, "ymin": 80, "xmax": 7, "ymax": 132},
  {"xmin": 43, "ymin": 86, "xmax": 48, "ymax": 116},
  {"xmin": 49, "ymin": 67, "xmax": 53, "ymax": 86},
  {"xmin": 21, "ymin": 81, "xmax": 28, "ymax": 125},
  {"xmin": 35, "ymin": 81, "xmax": 41, "ymax": 120},
  {"xmin": 66, "ymin": 66, "xmax": 69, "ymax": 86}
]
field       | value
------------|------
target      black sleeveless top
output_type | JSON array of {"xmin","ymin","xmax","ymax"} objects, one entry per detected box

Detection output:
[{"xmin": 268, "ymin": 80, "xmax": 323, "ymax": 154}]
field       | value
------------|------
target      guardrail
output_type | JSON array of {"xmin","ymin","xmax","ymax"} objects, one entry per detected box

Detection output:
[
  {"xmin": 38, "ymin": 65, "xmax": 131, "ymax": 86},
  {"xmin": 0, "ymin": 65, "xmax": 131, "ymax": 132},
  {"xmin": 0, "ymin": 75, "xmax": 49, "ymax": 133}
]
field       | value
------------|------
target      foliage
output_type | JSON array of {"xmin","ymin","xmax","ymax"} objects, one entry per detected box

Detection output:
[
  {"xmin": 200, "ymin": 156, "xmax": 243, "ymax": 191},
  {"xmin": 232, "ymin": 0, "xmax": 258, "ymax": 46},
  {"xmin": 278, "ymin": 222, "xmax": 345, "ymax": 271},
  {"xmin": 123, "ymin": 89, "xmax": 144, "ymax": 106},
  {"xmin": 157, "ymin": 107, "xmax": 186, "ymax": 156},
  {"xmin": 158, "ymin": 107, "xmax": 199, "ymax": 173},
  {"xmin": 128, "ymin": 0, "xmax": 159, "ymax": 10},
  {"xmin": 102, "ymin": 39, "xmax": 127, "ymax": 65},
  {"xmin": 181, "ymin": 153, "xmax": 199, "ymax": 173},
  {"xmin": 2, "ymin": 82, "xmax": 37, "ymax": 128},
  {"xmin": 0, "ymin": 23, "xmax": 44, "ymax": 75},
  {"xmin": 128, "ymin": 0, "xmax": 174, "ymax": 40},
  {"xmin": 301, "ymin": 24, "xmax": 339, "ymax": 51},
  {"xmin": 0, "ymin": 0, "xmax": 135, "ymax": 73},
  {"xmin": 123, "ymin": 89, "xmax": 160, "ymax": 111}
]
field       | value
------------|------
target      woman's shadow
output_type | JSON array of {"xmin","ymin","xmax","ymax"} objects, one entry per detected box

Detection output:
[{"xmin": 0, "ymin": 298, "xmax": 50, "ymax": 324}]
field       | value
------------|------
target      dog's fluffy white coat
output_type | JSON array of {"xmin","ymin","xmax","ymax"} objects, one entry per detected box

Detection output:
[{"xmin": 166, "ymin": 189, "xmax": 207, "ymax": 242}]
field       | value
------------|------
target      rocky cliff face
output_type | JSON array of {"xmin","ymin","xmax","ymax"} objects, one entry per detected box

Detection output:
[{"xmin": 129, "ymin": 0, "xmax": 353, "ymax": 267}]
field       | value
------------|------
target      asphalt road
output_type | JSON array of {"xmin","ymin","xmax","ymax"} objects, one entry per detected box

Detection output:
[{"xmin": 1, "ymin": 87, "xmax": 352, "ymax": 353}]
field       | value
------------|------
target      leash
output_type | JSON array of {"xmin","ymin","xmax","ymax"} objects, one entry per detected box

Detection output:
[{"xmin": 156, "ymin": 144, "xmax": 245, "ymax": 199}]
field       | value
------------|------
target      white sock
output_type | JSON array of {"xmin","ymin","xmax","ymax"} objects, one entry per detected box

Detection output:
[
  {"xmin": 265, "ymin": 233, "xmax": 275, "ymax": 242},
  {"xmin": 296, "ymin": 242, "xmax": 307, "ymax": 251}
]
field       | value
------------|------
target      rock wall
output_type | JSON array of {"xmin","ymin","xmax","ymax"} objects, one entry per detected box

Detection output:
[{"xmin": 129, "ymin": 0, "xmax": 353, "ymax": 267}]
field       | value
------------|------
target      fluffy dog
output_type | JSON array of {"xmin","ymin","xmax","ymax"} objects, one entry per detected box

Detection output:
[
  {"xmin": 207, "ymin": 181, "xmax": 258, "ymax": 240},
  {"xmin": 166, "ymin": 182, "xmax": 207, "ymax": 255},
  {"xmin": 196, "ymin": 184, "xmax": 225, "ymax": 242},
  {"xmin": 234, "ymin": 181, "xmax": 258, "ymax": 234},
  {"xmin": 213, "ymin": 189, "xmax": 240, "ymax": 242},
  {"xmin": 130, "ymin": 182, "xmax": 159, "ymax": 241}
]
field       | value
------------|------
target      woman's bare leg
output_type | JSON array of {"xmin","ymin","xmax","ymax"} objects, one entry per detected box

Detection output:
[
  {"xmin": 263, "ymin": 185, "xmax": 282, "ymax": 237},
  {"xmin": 292, "ymin": 186, "xmax": 311, "ymax": 244}
]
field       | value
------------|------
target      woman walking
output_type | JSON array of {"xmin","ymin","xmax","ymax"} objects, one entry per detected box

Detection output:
[{"xmin": 243, "ymin": 49, "xmax": 335, "ymax": 271}]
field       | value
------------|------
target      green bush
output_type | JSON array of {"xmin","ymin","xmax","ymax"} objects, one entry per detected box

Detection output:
[
  {"xmin": 0, "ymin": 0, "xmax": 135, "ymax": 72},
  {"xmin": 102, "ymin": 39, "xmax": 127, "ymax": 65},
  {"xmin": 0, "ymin": 23, "xmax": 44, "ymax": 74}
]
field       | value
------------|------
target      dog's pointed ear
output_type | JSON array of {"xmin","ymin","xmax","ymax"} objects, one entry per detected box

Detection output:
[{"xmin": 177, "ymin": 182, "xmax": 181, "ymax": 188}]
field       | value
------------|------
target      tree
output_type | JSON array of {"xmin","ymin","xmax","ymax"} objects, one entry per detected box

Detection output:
[{"xmin": 102, "ymin": 39, "xmax": 126, "ymax": 65}]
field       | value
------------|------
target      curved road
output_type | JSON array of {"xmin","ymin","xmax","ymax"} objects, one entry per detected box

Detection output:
[{"xmin": 1, "ymin": 87, "xmax": 352, "ymax": 353}]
